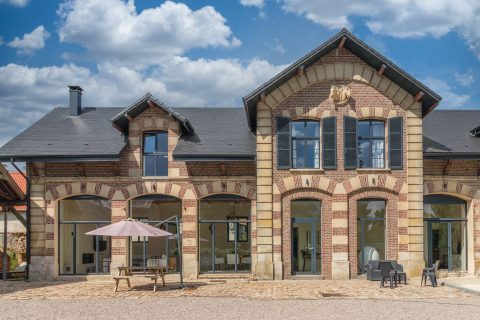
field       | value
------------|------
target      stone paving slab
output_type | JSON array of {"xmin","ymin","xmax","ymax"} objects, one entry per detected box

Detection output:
[{"xmin": 0, "ymin": 277, "xmax": 473, "ymax": 301}]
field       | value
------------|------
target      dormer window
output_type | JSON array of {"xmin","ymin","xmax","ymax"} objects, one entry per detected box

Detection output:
[{"xmin": 143, "ymin": 131, "xmax": 168, "ymax": 176}]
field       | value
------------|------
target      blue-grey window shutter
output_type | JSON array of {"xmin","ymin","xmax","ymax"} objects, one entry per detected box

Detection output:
[
  {"xmin": 389, "ymin": 117, "xmax": 403, "ymax": 169},
  {"xmin": 344, "ymin": 116, "xmax": 358, "ymax": 169},
  {"xmin": 276, "ymin": 116, "xmax": 291, "ymax": 169},
  {"xmin": 322, "ymin": 116, "xmax": 336, "ymax": 169}
]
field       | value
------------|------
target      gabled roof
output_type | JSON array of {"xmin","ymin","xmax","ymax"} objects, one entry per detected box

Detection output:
[
  {"xmin": 0, "ymin": 165, "xmax": 24, "ymax": 204},
  {"xmin": 243, "ymin": 28, "xmax": 442, "ymax": 131},
  {"xmin": 111, "ymin": 93, "xmax": 194, "ymax": 135},
  {"xmin": 423, "ymin": 110, "xmax": 480, "ymax": 158},
  {"xmin": 172, "ymin": 107, "xmax": 255, "ymax": 161},
  {"xmin": 0, "ymin": 107, "xmax": 127, "ymax": 162}
]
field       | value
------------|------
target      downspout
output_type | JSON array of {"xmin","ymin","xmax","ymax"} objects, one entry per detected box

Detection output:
[{"xmin": 11, "ymin": 160, "xmax": 30, "ymax": 282}]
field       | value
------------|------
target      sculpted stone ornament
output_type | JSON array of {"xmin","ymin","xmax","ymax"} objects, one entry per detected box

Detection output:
[{"xmin": 329, "ymin": 85, "xmax": 351, "ymax": 106}]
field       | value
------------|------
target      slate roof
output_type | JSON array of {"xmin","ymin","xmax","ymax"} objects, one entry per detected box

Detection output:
[
  {"xmin": 423, "ymin": 110, "xmax": 480, "ymax": 158},
  {"xmin": 172, "ymin": 107, "xmax": 256, "ymax": 160},
  {"xmin": 243, "ymin": 28, "xmax": 442, "ymax": 131},
  {"xmin": 0, "ymin": 107, "xmax": 127, "ymax": 162}
]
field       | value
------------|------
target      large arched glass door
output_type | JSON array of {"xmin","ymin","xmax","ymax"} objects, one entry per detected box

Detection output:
[
  {"xmin": 199, "ymin": 195, "xmax": 251, "ymax": 273},
  {"xmin": 291, "ymin": 199, "xmax": 321, "ymax": 275},
  {"xmin": 59, "ymin": 196, "xmax": 111, "ymax": 275},
  {"xmin": 424, "ymin": 195, "xmax": 467, "ymax": 271},
  {"xmin": 129, "ymin": 195, "xmax": 182, "ymax": 272},
  {"xmin": 357, "ymin": 199, "xmax": 386, "ymax": 274}
]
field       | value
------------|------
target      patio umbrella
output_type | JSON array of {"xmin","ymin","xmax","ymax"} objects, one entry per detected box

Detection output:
[{"xmin": 86, "ymin": 218, "xmax": 173, "ymax": 237}]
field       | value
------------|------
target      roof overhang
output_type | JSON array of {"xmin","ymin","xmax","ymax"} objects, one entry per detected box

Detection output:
[
  {"xmin": 0, "ymin": 154, "xmax": 122, "ymax": 163},
  {"xmin": 423, "ymin": 152, "xmax": 480, "ymax": 160},
  {"xmin": 172, "ymin": 154, "xmax": 255, "ymax": 161},
  {"xmin": 111, "ymin": 93, "xmax": 194, "ymax": 135},
  {"xmin": 243, "ymin": 28, "xmax": 442, "ymax": 131},
  {"xmin": 0, "ymin": 165, "xmax": 24, "ymax": 204}
]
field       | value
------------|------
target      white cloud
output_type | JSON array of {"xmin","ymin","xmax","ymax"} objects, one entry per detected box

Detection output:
[
  {"xmin": 7, "ymin": 25, "xmax": 50, "ymax": 55},
  {"xmin": 279, "ymin": 0, "xmax": 480, "ymax": 59},
  {"xmin": 422, "ymin": 77, "xmax": 471, "ymax": 109},
  {"xmin": 240, "ymin": 0, "xmax": 265, "ymax": 8},
  {"xmin": 58, "ymin": 0, "xmax": 241, "ymax": 67},
  {"xmin": 454, "ymin": 69, "xmax": 475, "ymax": 87},
  {"xmin": 0, "ymin": 0, "xmax": 29, "ymax": 7},
  {"xmin": 0, "ymin": 58, "xmax": 285, "ymax": 146},
  {"xmin": 267, "ymin": 38, "xmax": 286, "ymax": 54}
]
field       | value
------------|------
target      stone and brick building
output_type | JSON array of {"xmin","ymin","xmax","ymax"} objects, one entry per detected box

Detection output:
[{"xmin": 0, "ymin": 29, "xmax": 479, "ymax": 281}]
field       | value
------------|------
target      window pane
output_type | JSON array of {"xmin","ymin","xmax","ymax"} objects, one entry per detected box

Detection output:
[
  {"xmin": 358, "ymin": 200, "xmax": 386, "ymax": 218},
  {"xmin": 305, "ymin": 122, "xmax": 319, "ymax": 138},
  {"xmin": 371, "ymin": 122, "xmax": 385, "ymax": 137},
  {"xmin": 156, "ymin": 155, "xmax": 168, "ymax": 176},
  {"xmin": 358, "ymin": 140, "xmax": 370, "ymax": 168},
  {"xmin": 144, "ymin": 155, "xmax": 155, "ymax": 176},
  {"xmin": 156, "ymin": 132, "xmax": 168, "ymax": 153},
  {"xmin": 143, "ymin": 134, "xmax": 156, "ymax": 153},
  {"xmin": 293, "ymin": 140, "xmax": 305, "ymax": 168},
  {"xmin": 292, "ymin": 122, "xmax": 304, "ymax": 138},
  {"xmin": 371, "ymin": 140, "xmax": 384, "ymax": 168},
  {"xmin": 358, "ymin": 122, "xmax": 370, "ymax": 138},
  {"xmin": 306, "ymin": 140, "xmax": 319, "ymax": 168}
]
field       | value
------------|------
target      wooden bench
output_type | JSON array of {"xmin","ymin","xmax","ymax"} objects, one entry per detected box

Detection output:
[{"xmin": 112, "ymin": 276, "xmax": 131, "ymax": 292}]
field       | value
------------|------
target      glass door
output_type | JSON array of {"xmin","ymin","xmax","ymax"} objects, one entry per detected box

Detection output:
[
  {"xmin": 199, "ymin": 220, "xmax": 251, "ymax": 273},
  {"xmin": 291, "ymin": 218, "xmax": 321, "ymax": 274},
  {"xmin": 427, "ymin": 220, "xmax": 467, "ymax": 271}
]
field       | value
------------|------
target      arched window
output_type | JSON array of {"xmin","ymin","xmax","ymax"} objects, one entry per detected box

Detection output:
[
  {"xmin": 424, "ymin": 195, "xmax": 467, "ymax": 271},
  {"xmin": 291, "ymin": 199, "xmax": 322, "ymax": 275},
  {"xmin": 357, "ymin": 199, "xmax": 386, "ymax": 273},
  {"xmin": 129, "ymin": 195, "xmax": 182, "ymax": 272},
  {"xmin": 199, "ymin": 195, "xmax": 251, "ymax": 273},
  {"xmin": 59, "ymin": 196, "xmax": 111, "ymax": 275}
]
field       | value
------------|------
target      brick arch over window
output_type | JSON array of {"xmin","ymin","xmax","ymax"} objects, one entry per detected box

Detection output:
[
  {"xmin": 124, "ymin": 182, "xmax": 195, "ymax": 201},
  {"xmin": 424, "ymin": 180, "xmax": 475, "ymax": 201},
  {"xmin": 262, "ymin": 62, "xmax": 417, "ymax": 112},
  {"xmin": 46, "ymin": 182, "xmax": 115, "ymax": 201},
  {"xmin": 194, "ymin": 181, "xmax": 256, "ymax": 200},
  {"xmin": 280, "ymin": 189, "xmax": 333, "ymax": 278},
  {"xmin": 274, "ymin": 175, "xmax": 336, "ymax": 196},
  {"xmin": 343, "ymin": 174, "xmax": 405, "ymax": 195}
]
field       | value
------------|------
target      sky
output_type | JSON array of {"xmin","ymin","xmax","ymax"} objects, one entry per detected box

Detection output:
[{"xmin": 0, "ymin": 0, "xmax": 480, "ymax": 148}]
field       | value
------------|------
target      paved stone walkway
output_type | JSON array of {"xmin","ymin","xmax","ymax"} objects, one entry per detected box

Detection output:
[{"xmin": 0, "ymin": 276, "xmax": 473, "ymax": 301}]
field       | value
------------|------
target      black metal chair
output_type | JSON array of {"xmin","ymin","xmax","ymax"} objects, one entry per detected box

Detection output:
[
  {"xmin": 378, "ymin": 261, "xmax": 396, "ymax": 289},
  {"xmin": 421, "ymin": 260, "xmax": 439, "ymax": 287}
]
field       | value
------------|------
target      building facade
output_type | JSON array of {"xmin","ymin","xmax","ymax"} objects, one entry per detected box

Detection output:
[{"xmin": 1, "ymin": 29, "xmax": 479, "ymax": 281}]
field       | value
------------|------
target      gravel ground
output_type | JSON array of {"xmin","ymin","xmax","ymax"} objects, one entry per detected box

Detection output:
[{"xmin": 1, "ymin": 297, "xmax": 480, "ymax": 320}]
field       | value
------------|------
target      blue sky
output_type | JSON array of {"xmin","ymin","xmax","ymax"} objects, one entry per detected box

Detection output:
[{"xmin": 0, "ymin": 0, "xmax": 479, "ymax": 147}]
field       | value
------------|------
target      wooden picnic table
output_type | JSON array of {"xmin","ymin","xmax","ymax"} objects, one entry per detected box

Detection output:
[{"xmin": 113, "ymin": 266, "xmax": 166, "ymax": 292}]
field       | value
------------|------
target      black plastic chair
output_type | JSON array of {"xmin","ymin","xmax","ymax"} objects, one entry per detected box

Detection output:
[
  {"xmin": 421, "ymin": 260, "xmax": 439, "ymax": 287},
  {"xmin": 378, "ymin": 261, "xmax": 396, "ymax": 289}
]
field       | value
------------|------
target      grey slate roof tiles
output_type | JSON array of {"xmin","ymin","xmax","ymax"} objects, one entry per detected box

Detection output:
[
  {"xmin": 0, "ymin": 107, "xmax": 126, "ymax": 161},
  {"xmin": 423, "ymin": 110, "xmax": 480, "ymax": 157}
]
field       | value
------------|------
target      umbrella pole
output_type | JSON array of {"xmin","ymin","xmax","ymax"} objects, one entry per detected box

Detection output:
[{"xmin": 176, "ymin": 215, "xmax": 184, "ymax": 289}]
